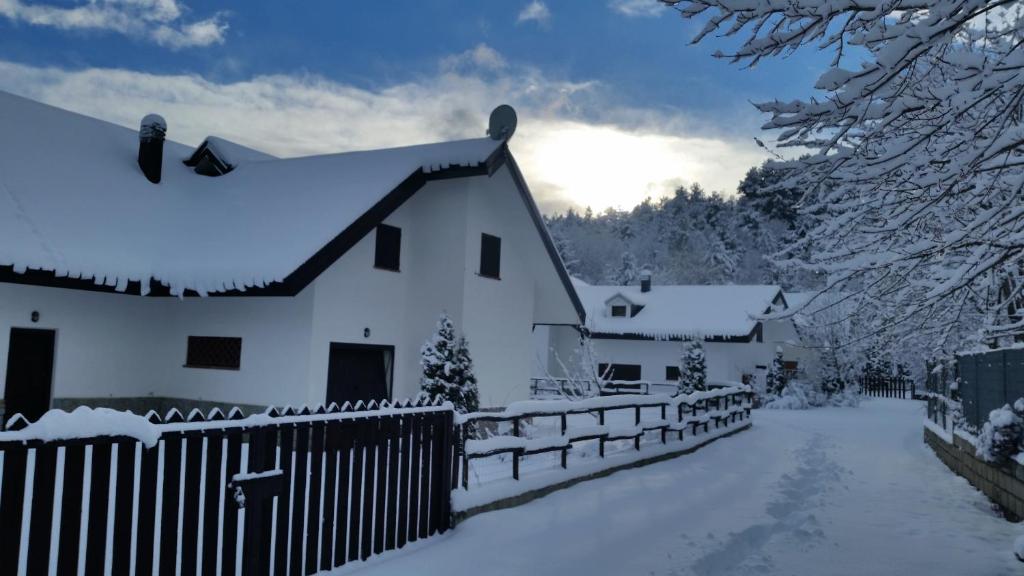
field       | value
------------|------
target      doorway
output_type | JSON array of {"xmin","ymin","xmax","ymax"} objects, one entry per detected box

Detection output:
[
  {"xmin": 326, "ymin": 343, "xmax": 394, "ymax": 407},
  {"xmin": 4, "ymin": 328, "xmax": 56, "ymax": 423}
]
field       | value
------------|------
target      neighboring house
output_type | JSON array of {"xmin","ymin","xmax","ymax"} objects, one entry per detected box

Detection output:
[
  {"xmin": 0, "ymin": 91, "xmax": 583, "ymax": 421},
  {"xmin": 535, "ymin": 274, "xmax": 816, "ymax": 394}
]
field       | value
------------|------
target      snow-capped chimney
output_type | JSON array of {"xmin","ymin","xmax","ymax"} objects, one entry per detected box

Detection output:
[
  {"xmin": 138, "ymin": 114, "xmax": 167, "ymax": 184},
  {"xmin": 640, "ymin": 270, "xmax": 651, "ymax": 293}
]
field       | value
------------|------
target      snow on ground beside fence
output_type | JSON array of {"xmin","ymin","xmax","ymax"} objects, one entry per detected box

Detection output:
[
  {"xmin": 456, "ymin": 393, "xmax": 751, "ymax": 512},
  {"xmin": 923, "ymin": 416, "xmax": 953, "ymax": 444},
  {"xmin": 453, "ymin": 421, "xmax": 747, "ymax": 513},
  {"xmin": 335, "ymin": 400, "xmax": 1022, "ymax": 576}
]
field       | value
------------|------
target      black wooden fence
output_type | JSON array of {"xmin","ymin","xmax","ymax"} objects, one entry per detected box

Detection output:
[
  {"xmin": 0, "ymin": 399, "xmax": 453, "ymax": 576},
  {"xmin": 859, "ymin": 374, "xmax": 916, "ymax": 399}
]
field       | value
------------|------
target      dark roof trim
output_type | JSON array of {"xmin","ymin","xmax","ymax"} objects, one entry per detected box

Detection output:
[
  {"xmin": 589, "ymin": 322, "xmax": 761, "ymax": 344},
  {"xmin": 184, "ymin": 140, "xmax": 233, "ymax": 176},
  {"xmin": 764, "ymin": 289, "xmax": 788, "ymax": 314},
  {"xmin": 501, "ymin": 144, "xmax": 586, "ymax": 324},
  {"xmin": 0, "ymin": 142, "xmax": 583, "ymax": 316}
]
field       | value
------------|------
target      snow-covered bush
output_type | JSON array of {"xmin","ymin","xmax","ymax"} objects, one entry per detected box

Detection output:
[
  {"xmin": 826, "ymin": 384, "xmax": 860, "ymax": 408},
  {"xmin": 976, "ymin": 403, "xmax": 1024, "ymax": 465},
  {"xmin": 764, "ymin": 377, "xmax": 859, "ymax": 410},
  {"xmin": 420, "ymin": 314, "xmax": 479, "ymax": 414},
  {"xmin": 678, "ymin": 339, "xmax": 706, "ymax": 394},
  {"xmin": 764, "ymin": 379, "xmax": 814, "ymax": 410}
]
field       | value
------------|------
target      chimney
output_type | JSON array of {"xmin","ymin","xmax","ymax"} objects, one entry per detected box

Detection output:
[
  {"xmin": 138, "ymin": 114, "xmax": 167, "ymax": 184},
  {"xmin": 640, "ymin": 270, "xmax": 652, "ymax": 293}
]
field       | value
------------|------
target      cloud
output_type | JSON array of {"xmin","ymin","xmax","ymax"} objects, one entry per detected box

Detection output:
[
  {"xmin": 440, "ymin": 43, "xmax": 507, "ymax": 73},
  {"xmin": 609, "ymin": 0, "xmax": 665, "ymax": 17},
  {"xmin": 517, "ymin": 1, "xmax": 550, "ymax": 25},
  {"xmin": 0, "ymin": 0, "xmax": 228, "ymax": 48},
  {"xmin": 0, "ymin": 53, "xmax": 764, "ymax": 214}
]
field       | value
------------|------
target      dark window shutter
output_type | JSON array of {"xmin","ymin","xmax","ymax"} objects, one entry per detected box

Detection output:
[
  {"xmin": 185, "ymin": 336, "xmax": 242, "ymax": 370},
  {"xmin": 374, "ymin": 225, "xmax": 402, "ymax": 271},
  {"xmin": 480, "ymin": 233, "xmax": 501, "ymax": 279}
]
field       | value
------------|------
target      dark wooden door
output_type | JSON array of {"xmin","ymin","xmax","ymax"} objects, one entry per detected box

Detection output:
[
  {"xmin": 4, "ymin": 328, "xmax": 56, "ymax": 423},
  {"xmin": 326, "ymin": 344, "xmax": 391, "ymax": 407}
]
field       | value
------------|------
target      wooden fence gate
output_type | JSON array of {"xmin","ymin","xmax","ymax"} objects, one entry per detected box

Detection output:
[
  {"xmin": 0, "ymin": 399, "xmax": 453, "ymax": 576},
  {"xmin": 860, "ymin": 374, "xmax": 916, "ymax": 399}
]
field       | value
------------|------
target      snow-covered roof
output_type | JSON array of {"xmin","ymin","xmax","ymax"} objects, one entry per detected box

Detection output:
[
  {"xmin": 575, "ymin": 279, "xmax": 784, "ymax": 340},
  {"xmin": 783, "ymin": 291, "xmax": 816, "ymax": 311},
  {"xmin": 200, "ymin": 136, "xmax": 278, "ymax": 165},
  {"xmin": 0, "ymin": 91, "xmax": 504, "ymax": 296}
]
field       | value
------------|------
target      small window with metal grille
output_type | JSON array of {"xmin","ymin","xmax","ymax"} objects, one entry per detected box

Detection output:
[{"xmin": 185, "ymin": 336, "xmax": 242, "ymax": 370}]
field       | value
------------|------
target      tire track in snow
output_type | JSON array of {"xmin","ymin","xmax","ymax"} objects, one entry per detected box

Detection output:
[{"xmin": 687, "ymin": 434, "xmax": 846, "ymax": 576}]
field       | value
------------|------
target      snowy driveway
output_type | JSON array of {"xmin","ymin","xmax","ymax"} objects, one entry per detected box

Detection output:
[{"xmin": 338, "ymin": 400, "xmax": 1021, "ymax": 576}]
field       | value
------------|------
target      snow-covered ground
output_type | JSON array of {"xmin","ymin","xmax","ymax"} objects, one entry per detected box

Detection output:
[{"xmin": 327, "ymin": 399, "xmax": 1021, "ymax": 576}]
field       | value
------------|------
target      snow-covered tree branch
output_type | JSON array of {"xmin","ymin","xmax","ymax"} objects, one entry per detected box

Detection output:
[{"xmin": 665, "ymin": 0, "xmax": 1024, "ymax": 347}]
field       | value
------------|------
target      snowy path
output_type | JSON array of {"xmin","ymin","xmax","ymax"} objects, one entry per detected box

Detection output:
[{"xmin": 335, "ymin": 399, "xmax": 1022, "ymax": 576}]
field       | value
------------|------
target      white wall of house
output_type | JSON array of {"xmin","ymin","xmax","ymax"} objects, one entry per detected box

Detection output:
[
  {"xmin": 462, "ymin": 172, "xmax": 537, "ymax": 407},
  {"xmin": 0, "ymin": 281, "xmax": 318, "ymax": 409},
  {"xmin": 306, "ymin": 176, "xmax": 470, "ymax": 407},
  {"xmin": 305, "ymin": 169, "xmax": 567, "ymax": 409},
  {"xmin": 0, "ymin": 282, "xmax": 165, "ymax": 402},
  {"xmin": 160, "ymin": 295, "xmax": 315, "ymax": 407},
  {"xmin": 539, "ymin": 318, "xmax": 815, "ymax": 391}
]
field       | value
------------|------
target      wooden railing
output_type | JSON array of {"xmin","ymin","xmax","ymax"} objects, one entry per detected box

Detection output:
[
  {"xmin": 0, "ymin": 398, "xmax": 453, "ymax": 576},
  {"xmin": 455, "ymin": 386, "xmax": 754, "ymax": 489},
  {"xmin": 529, "ymin": 378, "xmax": 688, "ymax": 398}
]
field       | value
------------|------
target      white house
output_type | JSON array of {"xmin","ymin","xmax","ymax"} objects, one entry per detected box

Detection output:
[
  {"xmin": 0, "ymin": 92, "xmax": 584, "ymax": 421},
  {"xmin": 535, "ymin": 274, "xmax": 817, "ymax": 394}
]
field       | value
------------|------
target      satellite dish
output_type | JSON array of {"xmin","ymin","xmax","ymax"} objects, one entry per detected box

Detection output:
[{"xmin": 487, "ymin": 105, "xmax": 517, "ymax": 141}]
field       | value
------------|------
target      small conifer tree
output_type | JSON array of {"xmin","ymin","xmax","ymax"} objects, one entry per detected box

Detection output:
[
  {"xmin": 678, "ymin": 340, "xmax": 707, "ymax": 394},
  {"xmin": 765, "ymin": 347, "xmax": 788, "ymax": 398},
  {"xmin": 420, "ymin": 313, "xmax": 480, "ymax": 413}
]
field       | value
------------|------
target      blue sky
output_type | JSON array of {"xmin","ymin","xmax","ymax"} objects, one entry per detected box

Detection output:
[{"xmin": 0, "ymin": 0, "xmax": 834, "ymax": 212}]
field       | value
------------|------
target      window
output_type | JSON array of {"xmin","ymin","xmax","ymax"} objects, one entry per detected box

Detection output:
[
  {"xmin": 479, "ymin": 233, "xmax": 501, "ymax": 279},
  {"xmin": 598, "ymin": 363, "xmax": 642, "ymax": 381},
  {"xmin": 185, "ymin": 336, "xmax": 242, "ymax": 370},
  {"xmin": 611, "ymin": 305, "xmax": 627, "ymax": 317},
  {"xmin": 374, "ymin": 224, "xmax": 402, "ymax": 271},
  {"xmin": 666, "ymin": 366, "xmax": 681, "ymax": 381}
]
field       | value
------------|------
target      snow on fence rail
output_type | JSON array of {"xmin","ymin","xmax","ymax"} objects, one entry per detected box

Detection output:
[
  {"xmin": 529, "ymin": 377, "xmax": 689, "ymax": 398},
  {"xmin": 454, "ymin": 386, "xmax": 753, "ymax": 493},
  {"xmin": 0, "ymin": 397, "xmax": 454, "ymax": 576}
]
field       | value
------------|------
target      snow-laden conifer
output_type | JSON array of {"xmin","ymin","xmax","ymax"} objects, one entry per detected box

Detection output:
[
  {"xmin": 420, "ymin": 314, "xmax": 479, "ymax": 414},
  {"xmin": 678, "ymin": 339, "xmax": 707, "ymax": 395}
]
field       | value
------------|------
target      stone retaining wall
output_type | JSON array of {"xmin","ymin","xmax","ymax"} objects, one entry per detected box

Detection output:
[{"xmin": 924, "ymin": 426, "xmax": 1024, "ymax": 520}]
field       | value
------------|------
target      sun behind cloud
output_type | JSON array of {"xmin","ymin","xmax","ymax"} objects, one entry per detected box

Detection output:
[{"xmin": 517, "ymin": 120, "xmax": 759, "ymax": 213}]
